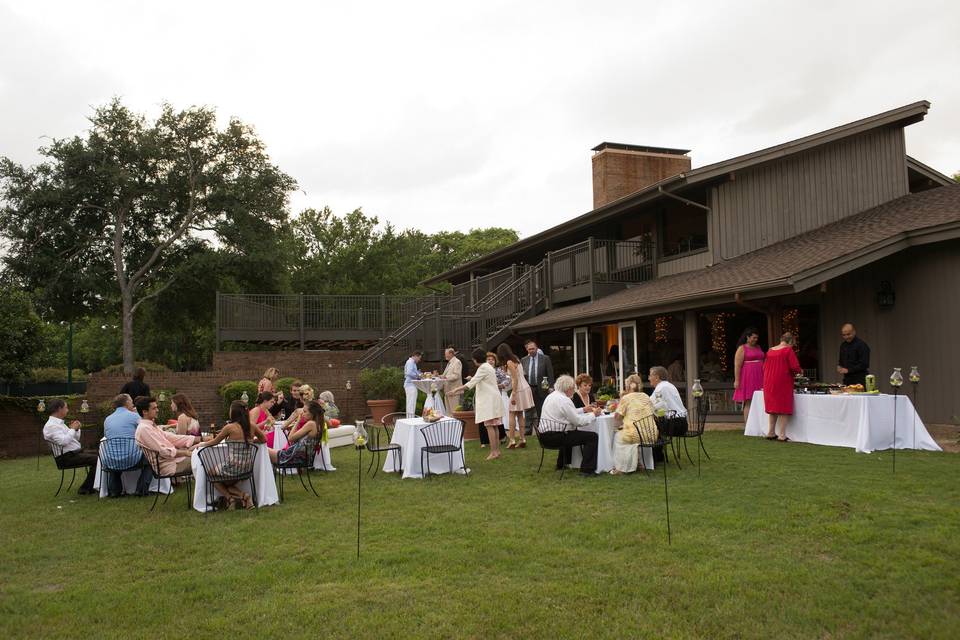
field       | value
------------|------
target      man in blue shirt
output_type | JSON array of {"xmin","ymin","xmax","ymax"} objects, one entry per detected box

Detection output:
[
  {"xmin": 403, "ymin": 351, "xmax": 422, "ymax": 417},
  {"xmin": 102, "ymin": 393, "xmax": 153, "ymax": 496}
]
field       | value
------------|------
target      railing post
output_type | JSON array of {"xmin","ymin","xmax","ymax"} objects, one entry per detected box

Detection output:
[
  {"xmin": 588, "ymin": 237, "xmax": 596, "ymax": 301},
  {"xmin": 215, "ymin": 291, "xmax": 221, "ymax": 351},
  {"xmin": 299, "ymin": 293, "xmax": 305, "ymax": 351},
  {"xmin": 544, "ymin": 252, "xmax": 553, "ymax": 310},
  {"xmin": 380, "ymin": 294, "xmax": 387, "ymax": 337}
]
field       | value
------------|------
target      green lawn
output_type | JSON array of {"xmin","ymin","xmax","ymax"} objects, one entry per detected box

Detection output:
[{"xmin": 1, "ymin": 432, "xmax": 957, "ymax": 639}]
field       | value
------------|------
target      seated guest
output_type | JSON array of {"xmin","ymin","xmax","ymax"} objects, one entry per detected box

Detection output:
[
  {"xmin": 611, "ymin": 374, "xmax": 657, "ymax": 474},
  {"xmin": 135, "ymin": 396, "xmax": 200, "ymax": 476},
  {"xmin": 572, "ymin": 374, "xmax": 595, "ymax": 409},
  {"xmin": 250, "ymin": 391, "xmax": 277, "ymax": 446},
  {"xmin": 197, "ymin": 400, "xmax": 261, "ymax": 509},
  {"xmin": 268, "ymin": 400, "xmax": 324, "ymax": 466},
  {"xmin": 43, "ymin": 399, "xmax": 98, "ymax": 495},
  {"xmin": 171, "ymin": 393, "xmax": 201, "ymax": 436},
  {"xmin": 318, "ymin": 390, "xmax": 340, "ymax": 419},
  {"xmin": 120, "ymin": 366, "xmax": 150, "ymax": 400},
  {"xmin": 538, "ymin": 375, "xmax": 602, "ymax": 477},
  {"xmin": 103, "ymin": 393, "xmax": 152, "ymax": 496},
  {"xmin": 280, "ymin": 384, "xmax": 314, "ymax": 432},
  {"xmin": 283, "ymin": 380, "xmax": 302, "ymax": 416},
  {"xmin": 648, "ymin": 366, "xmax": 687, "ymax": 417}
]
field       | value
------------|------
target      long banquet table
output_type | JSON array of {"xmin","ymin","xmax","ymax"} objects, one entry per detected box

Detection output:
[
  {"xmin": 568, "ymin": 414, "xmax": 655, "ymax": 473},
  {"xmin": 383, "ymin": 417, "xmax": 468, "ymax": 479},
  {"xmin": 744, "ymin": 390, "xmax": 941, "ymax": 453}
]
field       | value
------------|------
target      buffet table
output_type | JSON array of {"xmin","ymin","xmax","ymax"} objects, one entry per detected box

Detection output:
[
  {"xmin": 383, "ymin": 417, "xmax": 467, "ymax": 479},
  {"xmin": 744, "ymin": 391, "xmax": 941, "ymax": 453},
  {"xmin": 568, "ymin": 414, "xmax": 655, "ymax": 473},
  {"xmin": 412, "ymin": 379, "xmax": 446, "ymax": 416}
]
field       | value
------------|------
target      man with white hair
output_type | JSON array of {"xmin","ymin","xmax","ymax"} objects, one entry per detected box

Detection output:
[
  {"xmin": 537, "ymin": 374, "xmax": 602, "ymax": 477},
  {"xmin": 441, "ymin": 346, "xmax": 463, "ymax": 411}
]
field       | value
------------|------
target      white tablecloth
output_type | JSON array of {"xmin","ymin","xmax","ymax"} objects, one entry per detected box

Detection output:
[
  {"xmin": 413, "ymin": 379, "xmax": 447, "ymax": 416},
  {"xmin": 383, "ymin": 417, "xmax": 467, "ymax": 479},
  {"xmin": 313, "ymin": 443, "xmax": 335, "ymax": 470},
  {"xmin": 744, "ymin": 391, "xmax": 941, "ymax": 453},
  {"xmin": 191, "ymin": 443, "xmax": 280, "ymax": 512},
  {"xmin": 93, "ymin": 439, "xmax": 171, "ymax": 498},
  {"xmin": 569, "ymin": 414, "xmax": 655, "ymax": 473}
]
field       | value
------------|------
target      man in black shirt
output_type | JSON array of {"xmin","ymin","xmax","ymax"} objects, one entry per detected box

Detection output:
[
  {"xmin": 837, "ymin": 323, "xmax": 870, "ymax": 387},
  {"xmin": 119, "ymin": 367, "xmax": 150, "ymax": 400}
]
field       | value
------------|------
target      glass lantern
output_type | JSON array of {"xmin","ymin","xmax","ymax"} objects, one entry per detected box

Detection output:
[
  {"xmin": 240, "ymin": 391, "xmax": 249, "ymax": 405},
  {"xmin": 345, "ymin": 380, "xmax": 352, "ymax": 391},
  {"xmin": 908, "ymin": 366, "xmax": 920, "ymax": 383},
  {"xmin": 80, "ymin": 400, "xmax": 90, "ymax": 413},
  {"xmin": 354, "ymin": 420, "xmax": 368, "ymax": 449},
  {"xmin": 158, "ymin": 391, "xmax": 167, "ymax": 403},
  {"xmin": 540, "ymin": 376, "xmax": 549, "ymax": 391},
  {"xmin": 890, "ymin": 368, "xmax": 904, "ymax": 388},
  {"xmin": 691, "ymin": 379, "xmax": 704, "ymax": 398},
  {"xmin": 36, "ymin": 399, "xmax": 46, "ymax": 413}
]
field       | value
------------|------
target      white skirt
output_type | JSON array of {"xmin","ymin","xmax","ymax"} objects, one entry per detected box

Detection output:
[{"xmin": 612, "ymin": 438, "xmax": 638, "ymax": 473}]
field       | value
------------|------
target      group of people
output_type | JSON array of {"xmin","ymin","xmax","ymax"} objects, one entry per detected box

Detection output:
[{"xmin": 733, "ymin": 322, "xmax": 870, "ymax": 441}]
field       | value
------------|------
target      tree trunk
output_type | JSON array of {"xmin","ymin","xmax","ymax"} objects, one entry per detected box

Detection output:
[{"xmin": 122, "ymin": 289, "xmax": 135, "ymax": 376}]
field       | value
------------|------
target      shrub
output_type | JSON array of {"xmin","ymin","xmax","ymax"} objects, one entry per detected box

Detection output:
[
  {"xmin": 359, "ymin": 366, "xmax": 405, "ymax": 406},
  {"xmin": 99, "ymin": 361, "xmax": 171, "ymax": 375},
  {"xmin": 28, "ymin": 367, "xmax": 88, "ymax": 383},
  {"xmin": 456, "ymin": 387, "xmax": 475, "ymax": 411},
  {"xmin": 218, "ymin": 380, "xmax": 258, "ymax": 418},
  {"xmin": 154, "ymin": 389, "xmax": 178, "ymax": 424}
]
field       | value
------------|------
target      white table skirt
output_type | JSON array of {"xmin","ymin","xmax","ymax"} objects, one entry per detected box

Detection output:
[
  {"xmin": 383, "ymin": 417, "xmax": 467, "ymax": 479},
  {"xmin": 569, "ymin": 414, "xmax": 654, "ymax": 473},
  {"xmin": 93, "ymin": 439, "xmax": 171, "ymax": 498},
  {"xmin": 313, "ymin": 443, "xmax": 336, "ymax": 470},
  {"xmin": 744, "ymin": 391, "xmax": 941, "ymax": 453},
  {"xmin": 191, "ymin": 443, "xmax": 279, "ymax": 512},
  {"xmin": 413, "ymin": 379, "xmax": 447, "ymax": 416}
]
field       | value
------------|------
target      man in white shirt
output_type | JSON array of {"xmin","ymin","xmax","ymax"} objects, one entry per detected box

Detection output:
[
  {"xmin": 648, "ymin": 366, "xmax": 687, "ymax": 417},
  {"xmin": 538, "ymin": 375, "xmax": 603, "ymax": 477},
  {"xmin": 441, "ymin": 346, "xmax": 463, "ymax": 411},
  {"xmin": 42, "ymin": 398, "xmax": 98, "ymax": 494}
]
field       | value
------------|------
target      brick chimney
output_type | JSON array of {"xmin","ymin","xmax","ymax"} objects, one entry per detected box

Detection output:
[{"xmin": 591, "ymin": 143, "xmax": 691, "ymax": 209}]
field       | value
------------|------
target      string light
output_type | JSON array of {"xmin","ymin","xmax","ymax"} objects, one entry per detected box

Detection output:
[
  {"xmin": 654, "ymin": 315, "xmax": 669, "ymax": 343},
  {"xmin": 782, "ymin": 308, "xmax": 800, "ymax": 350},
  {"xmin": 710, "ymin": 312, "xmax": 730, "ymax": 371}
]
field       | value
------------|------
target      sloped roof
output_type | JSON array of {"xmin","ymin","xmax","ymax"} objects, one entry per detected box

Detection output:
[{"xmin": 513, "ymin": 185, "xmax": 960, "ymax": 331}]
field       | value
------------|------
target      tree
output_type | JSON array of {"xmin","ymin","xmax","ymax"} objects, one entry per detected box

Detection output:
[
  {"xmin": 953, "ymin": 171, "xmax": 959, "ymax": 183},
  {"xmin": 0, "ymin": 99, "xmax": 297, "ymax": 373},
  {"xmin": 0, "ymin": 287, "xmax": 46, "ymax": 381}
]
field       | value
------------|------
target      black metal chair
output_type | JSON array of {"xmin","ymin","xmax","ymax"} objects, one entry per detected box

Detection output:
[
  {"xmin": 196, "ymin": 441, "xmax": 258, "ymax": 512},
  {"xmin": 275, "ymin": 436, "xmax": 320, "ymax": 500},
  {"xmin": 144, "ymin": 449, "xmax": 195, "ymax": 512},
  {"xmin": 367, "ymin": 413, "xmax": 403, "ymax": 477},
  {"xmin": 673, "ymin": 397, "xmax": 711, "ymax": 472},
  {"xmin": 49, "ymin": 443, "xmax": 92, "ymax": 496},
  {"xmin": 638, "ymin": 415, "xmax": 678, "ymax": 475},
  {"xmin": 533, "ymin": 418, "xmax": 579, "ymax": 480},
  {"xmin": 419, "ymin": 418, "xmax": 466, "ymax": 479},
  {"xmin": 97, "ymin": 437, "xmax": 145, "ymax": 497}
]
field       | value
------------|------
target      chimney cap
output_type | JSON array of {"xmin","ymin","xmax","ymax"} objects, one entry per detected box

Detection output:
[{"xmin": 592, "ymin": 142, "xmax": 691, "ymax": 156}]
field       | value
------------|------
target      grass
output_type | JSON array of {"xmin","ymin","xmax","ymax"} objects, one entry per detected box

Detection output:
[{"xmin": 1, "ymin": 432, "xmax": 958, "ymax": 639}]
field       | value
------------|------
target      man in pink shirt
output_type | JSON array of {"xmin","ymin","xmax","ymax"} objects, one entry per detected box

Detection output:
[{"xmin": 134, "ymin": 396, "xmax": 200, "ymax": 476}]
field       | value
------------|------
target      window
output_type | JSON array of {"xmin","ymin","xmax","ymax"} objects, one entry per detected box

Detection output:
[{"xmin": 661, "ymin": 208, "xmax": 708, "ymax": 258}]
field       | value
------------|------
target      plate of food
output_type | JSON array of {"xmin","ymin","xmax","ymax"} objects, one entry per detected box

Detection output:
[{"xmin": 423, "ymin": 408, "xmax": 443, "ymax": 423}]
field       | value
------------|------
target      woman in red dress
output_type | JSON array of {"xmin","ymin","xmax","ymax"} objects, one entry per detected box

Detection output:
[{"xmin": 762, "ymin": 332, "xmax": 802, "ymax": 441}]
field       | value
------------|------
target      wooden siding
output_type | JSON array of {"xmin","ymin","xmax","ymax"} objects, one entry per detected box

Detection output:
[
  {"xmin": 818, "ymin": 239, "xmax": 960, "ymax": 424},
  {"xmin": 712, "ymin": 127, "xmax": 909, "ymax": 260},
  {"xmin": 657, "ymin": 249, "xmax": 713, "ymax": 276}
]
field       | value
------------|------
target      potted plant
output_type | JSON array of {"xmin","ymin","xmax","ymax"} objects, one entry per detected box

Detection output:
[
  {"xmin": 359, "ymin": 366, "xmax": 405, "ymax": 425},
  {"xmin": 452, "ymin": 387, "xmax": 479, "ymax": 440}
]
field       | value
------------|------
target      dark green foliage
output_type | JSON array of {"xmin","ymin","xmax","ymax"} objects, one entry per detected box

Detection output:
[
  {"xmin": 0, "ymin": 288, "xmax": 46, "ymax": 381},
  {"xmin": 217, "ymin": 380, "xmax": 258, "ymax": 418},
  {"xmin": 358, "ymin": 366, "xmax": 405, "ymax": 405}
]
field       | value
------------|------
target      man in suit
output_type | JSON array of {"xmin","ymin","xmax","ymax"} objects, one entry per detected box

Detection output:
[
  {"xmin": 521, "ymin": 338, "xmax": 554, "ymax": 432},
  {"xmin": 441, "ymin": 346, "xmax": 463, "ymax": 411}
]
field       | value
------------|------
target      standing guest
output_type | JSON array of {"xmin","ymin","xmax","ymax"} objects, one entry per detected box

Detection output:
[
  {"xmin": 837, "ymin": 323, "xmax": 870, "ymax": 388},
  {"xmin": 497, "ymin": 343, "xmax": 533, "ymax": 449},
  {"xmin": 43, "ymin": 399, "xmax": 98, "ymax": 495},
  {"xmin": 648, "ymin": 366, "xmax": 687, "ymax": 417},
  {"xmin": 572, "ymin": 374, "xmax": 595, "ymax": 409},
  {"xmin": 611, "ymin": 374, "xmax": 657, "ymax": 474},
  {"xmin": 763, "ymin": 332, "xmax": 803, "ymax": 441},
  {"xmin": 451, "ymin": 349, "xmax": 504, "ymax": 461},
  {"xmin": 196, "ymin": 400, "xmax": 260, "ymax": 509},
  {"xmin": 485, "ymin": 352, "xmax": 510, "ymax": 447},
  {"xmin": 135, "ymin": 396, "xmax": 200, "ymax": 476},
  {"xmin": 103, "ymin": 393, "xmax": 152, "ymax": 496},
  {"xmin": 250, "ymin": 392, "xmax": 277, "ymax": 446},
  {"xmin": 171, "ymin": 393, "xmax": 201, "ymax": 436},
  {"xmin": 318, "ymin": 390, "xmax": 340, "ymax": 419},
  {"xmin": 538, "ymin": 375, "xmax": 602, "ymax": 477},
  {"xmin": 605, "ymin": 345, "xmax": 620, "ymax": 381},
  {"xmin": 120, "ymin": 367, "xmax": 150, "ymax": 400},
  {"xmin": 521, "ymin": 339, "xmax": 555, "ymax": 426},
  {"xmin": 733, "ymin": 327, "xmax": 765, "ymax": 422},
  {"xmin": 441, "ymin": 347, "xmax": 463, "ymax": 413},
  {"xmin": 258, "ymin": 368, "xmax": 279, "ymax": 395},
  {"xmin": 403, "ymin": 351, "xmax": 422, "ymax": 417}
]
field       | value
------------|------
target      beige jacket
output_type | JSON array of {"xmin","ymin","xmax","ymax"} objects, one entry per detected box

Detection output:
[{"xmin": 442, "ymin": 357, "xmax": 462, "ymax": 395}]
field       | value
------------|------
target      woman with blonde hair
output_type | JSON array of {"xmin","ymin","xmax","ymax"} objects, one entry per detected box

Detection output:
[
  {"xmin": 611, "ymin": 374, "xmax": 657, "ymax": 474},
  {"xmin": 171, "ymin": 393, "xmax": 201, "ymax": 436},
  {"xmin": 258, "ymin": 368, "xmax": 279, "ymax": 394}
]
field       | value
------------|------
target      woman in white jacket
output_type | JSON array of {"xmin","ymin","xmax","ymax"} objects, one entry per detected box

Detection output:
[{"xmin": 452, "ymin": 348, "xmax": 504, "ymax": 461}]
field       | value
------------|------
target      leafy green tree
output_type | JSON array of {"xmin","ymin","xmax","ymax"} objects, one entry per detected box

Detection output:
[
  {"xmin": 0, "ymin": 99, "xmax": 297, "ymax": 373},
  {"xmin": 953, "ymin": 171, "xmax": 959, "ymax": 183},
  {"xmin": 0, "ymin": 287, "xmax": 46, "ymax": 381}
]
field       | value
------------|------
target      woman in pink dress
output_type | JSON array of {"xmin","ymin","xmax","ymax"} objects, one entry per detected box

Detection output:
[
  {"xmin": 733, "ymin": 328, "xmax": 764, "ymax": 423},
  {"xmin": 249, "ymin": 391, "xmax": 277, "ymax": 446},
  {"xmin": 762, "ymin": 332, "xmax": 802, "ymax": 441}
]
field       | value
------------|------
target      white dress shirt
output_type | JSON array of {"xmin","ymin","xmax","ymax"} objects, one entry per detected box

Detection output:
[
  {"xmin": 43, "ymin": 416, "xmax": 82, "ymax": 454},
  {"xmin": 652, "ymin": 380, "xmax": 687, "ymax": 417},
  {"xmin": 539, "ymin": 390, "xmax": 595, "ymax": 430}
]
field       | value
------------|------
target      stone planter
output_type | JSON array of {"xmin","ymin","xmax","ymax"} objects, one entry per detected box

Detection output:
[
  {"xmin": 366, "ymin": 399, "xmax": 398, "ymax": 426},
  {"xmin": 452, "ymin": 410, "xmax": 479, "ymax": 440}
]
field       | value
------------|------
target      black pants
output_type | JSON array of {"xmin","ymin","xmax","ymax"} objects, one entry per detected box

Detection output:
[
  {"xmin": 106, "ymin": 458, "xmax": 155, "ymax": 496},
  {"xmin": 56, "ymin": 450, "xmax": 99, "ymax": 491},
  {"xmin": 538, "ymin": 430, "xmax": 599, "ymax": 474}
]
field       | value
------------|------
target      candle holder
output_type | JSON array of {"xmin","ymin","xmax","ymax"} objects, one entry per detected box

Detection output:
[
  {"xmin": 240, "ymin": 391, "xmax": 249, "ymax": 406},
  {"xmin": 909, "ymin": 366, "xmax": 919, "ymax": 449},
  {"xmin": 890, "ymin": 368, "xmax": 903, "ymax": 474},
  {"xmin": 36, "ymin": 399, "xmax": 47, "ymax": 470}
]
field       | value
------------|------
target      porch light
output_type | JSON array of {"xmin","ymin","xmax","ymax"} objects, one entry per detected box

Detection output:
[{"xmin": 876, "ymin": 281, "xmax": 895, "ymax": 309}]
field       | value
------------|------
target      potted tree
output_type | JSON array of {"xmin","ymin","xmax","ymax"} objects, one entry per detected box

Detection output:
[
  {"xmin": 359, "ymin": 366, "xmax": 405, "ymax": 425},
  {"xmin": 452, "ymin": 387, "xmax": 479, "ymax": 440}
]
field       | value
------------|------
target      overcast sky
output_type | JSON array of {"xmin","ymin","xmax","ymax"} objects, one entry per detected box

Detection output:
[{"xmin": 2, "ymin": 0, "xmax": 958, "ymax": 239}]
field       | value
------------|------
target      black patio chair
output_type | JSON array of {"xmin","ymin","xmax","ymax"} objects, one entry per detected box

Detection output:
[
  {"xmin": 49, "ymin": 443, "xmax": 92, "ymax": 496},
  {"xmin": 275, "ymin": 436, "xmax": 320, "ymax": 501},
  {"xmin": 673, "ymin": 396, "xmax": 711, "ymax": 473},
  {"xmin": 419, "ymin": 418, "xmax": 466, "ymax": 479},
  {"xmin": 533, "ymin": 418, "xmax": 579, "ymax": 480},
  {"xmin": 366, "ymin": 414, "xmax": 402, "ymax": 477},
  {"xmin": 98, "ymin": 437, "xmax": 145, "ymax": 497},
  {"xmin": 196, "ymin": 441, "xmax": 257, "ymax": 512},
  {"xmin": 144, "ymin": 449, "xmax": 195, "ymax": 512}
]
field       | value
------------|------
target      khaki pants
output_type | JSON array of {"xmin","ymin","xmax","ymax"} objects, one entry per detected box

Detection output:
[{"xmin": 445, "ymin": 393, "xmax": 462, "ymax": 412}]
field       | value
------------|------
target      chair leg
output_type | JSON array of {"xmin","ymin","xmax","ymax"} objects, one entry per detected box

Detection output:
[
  {"xmin": 305, "ymin": 467, "xmax": 319, "ymax": 497},
  {"xmin": 163, "ymin": 483, "xmax": 172, "ymax": 505},
  {"xmin": 662, "ymin": 447, "xmax": 672, "ymax": 545},
  {"xmin": 367, "ymin": 450, "xmax": 376, "ymax": 475},
  {"xmin": 150, "ymin": 484, "xmax": 161, "ymax": 512},
  {"xmin": 66, "ymin": 468, "xmax": 77, "ymax": 493},
  {"xmin": 186, "ymin": 477, "xmax": 192, "ymax": 510},
  {"xmin": 461, "ymin": 449, "xmax": 467, "ymax": 476},
  {"xmin": 55, "ymin": 470, "xmax": 65, "ymax": 496},
  {"xmin": 297, "ymin": 468, "xmax": 309, "ymax": 493},
  {"xmin": 537, "ymin": 448, "xmax": 544, "ymax": 473},
  {"xmin": 699, "ymin": 434, "xmax": 712, "ymax": 460},
  {"xmin": 683, "ymin": 437, "xmax": 695, "ymax": 465}
]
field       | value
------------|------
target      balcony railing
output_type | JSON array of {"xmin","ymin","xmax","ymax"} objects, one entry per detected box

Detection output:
[{"xmin": 548, "ymin": 238, "xmax": 654, "ymax": 291}]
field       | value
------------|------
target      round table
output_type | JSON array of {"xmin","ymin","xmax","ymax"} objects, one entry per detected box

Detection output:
[{"xmin": 413, "ymin": 379, "xmax": 447, "ymax": 416}]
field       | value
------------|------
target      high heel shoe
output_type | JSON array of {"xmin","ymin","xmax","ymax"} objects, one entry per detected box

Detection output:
[
  {"xmin": 507, "ymin": 440, "xmax": 517, "ymax": 449},
  {"xmin": 519, "ymin": 440, "xmax": 527, "ymax": 448}
]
